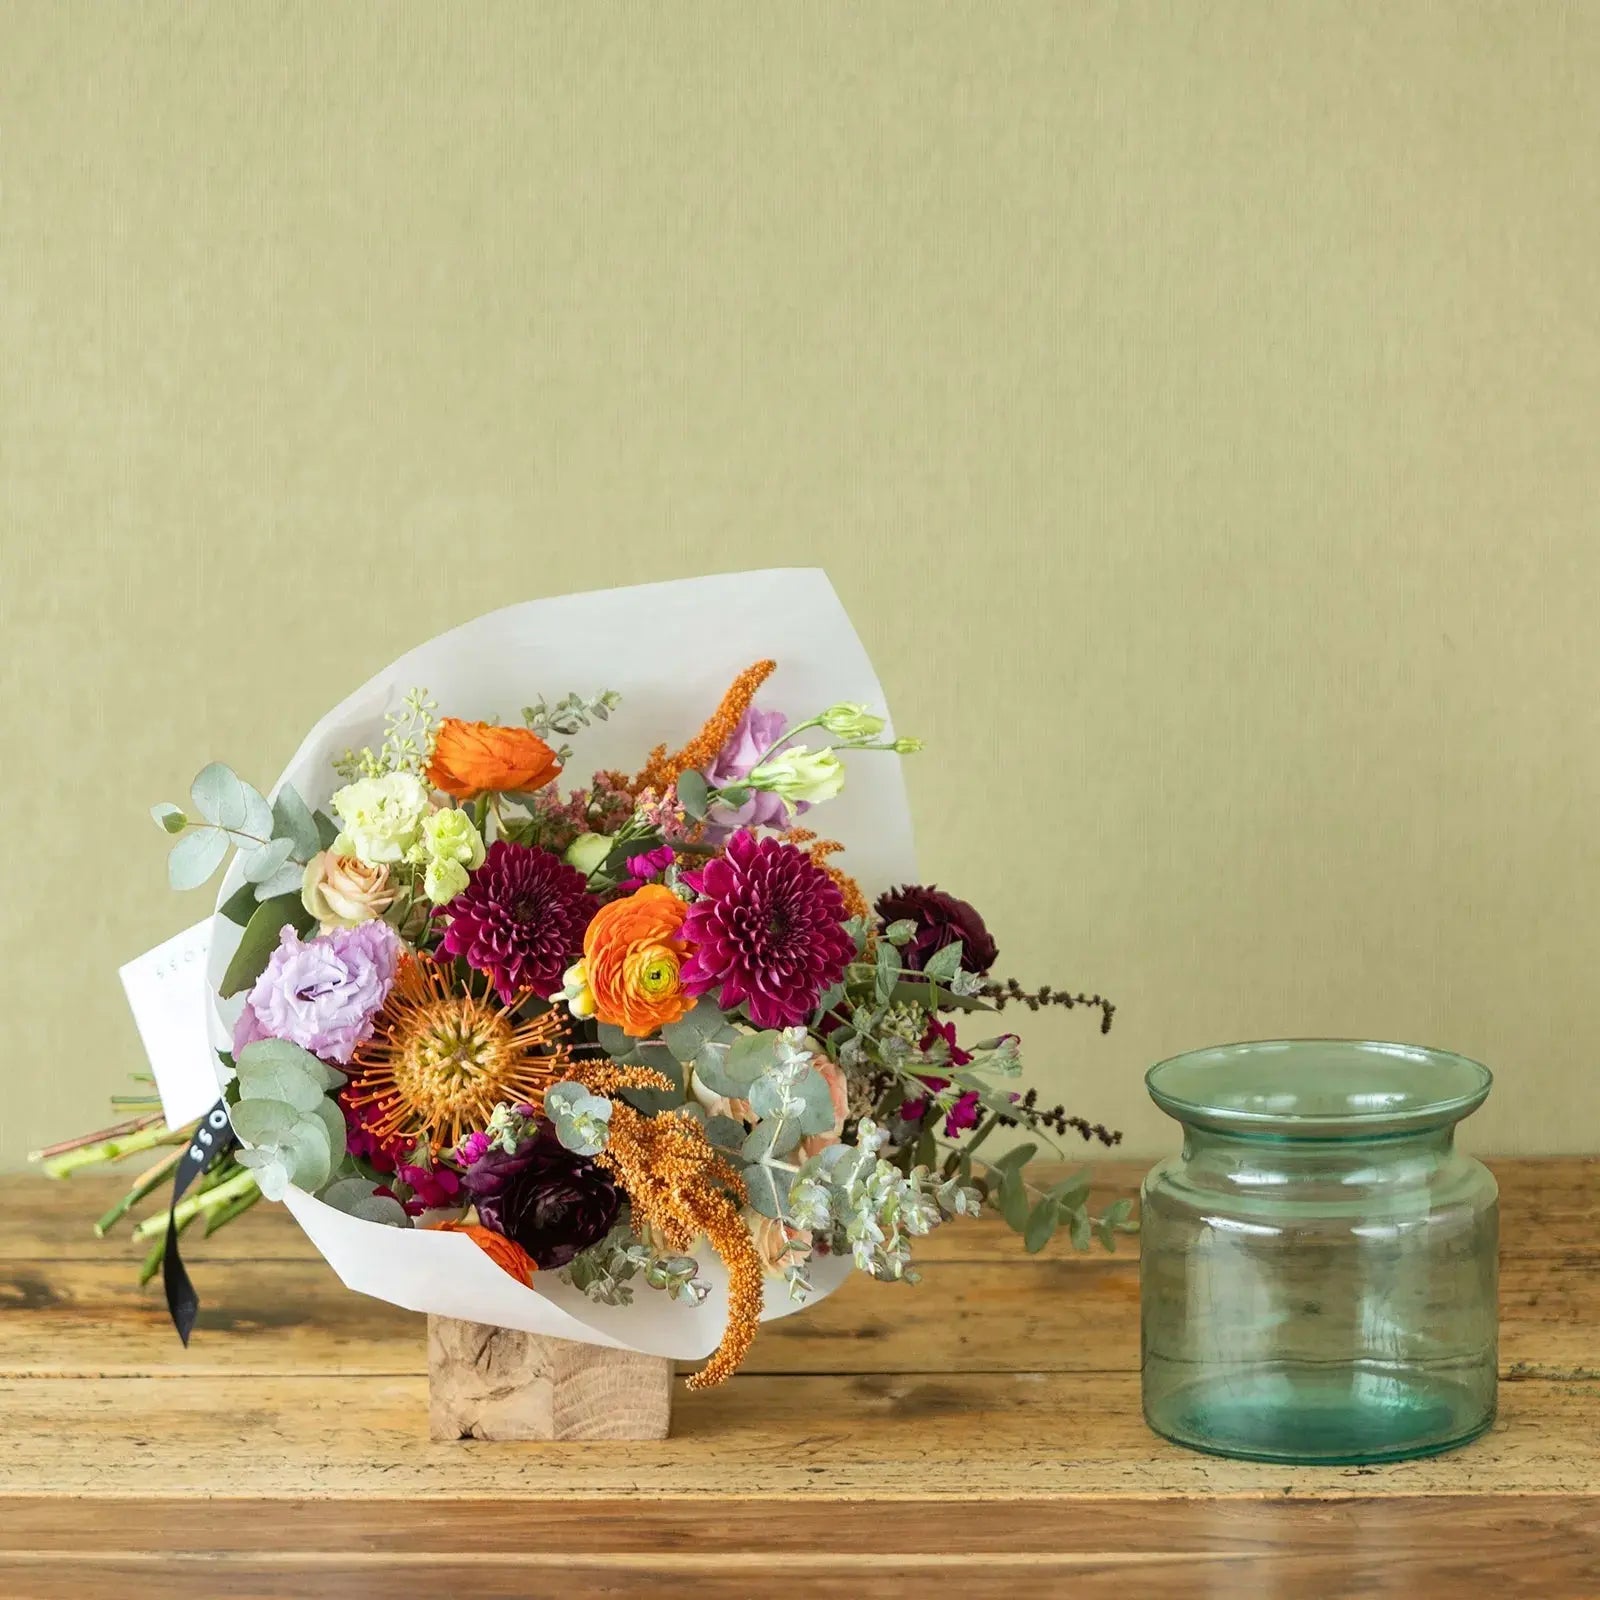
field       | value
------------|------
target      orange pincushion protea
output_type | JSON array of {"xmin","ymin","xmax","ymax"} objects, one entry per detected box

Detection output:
[
  {"xmin": 426, "ymin": 718, "xmax": 562, "ymax": 801},
  {"xmin": 427, "ymin": 1220, "xmax": 538, "ymax": 1285},
  {"xmin": 346, "ymin": 955, "xmax": 571, "ymax": 1157},
  {"xmin": 578, "ymin": 884, "xmax": 696, "ymax": 1038}
]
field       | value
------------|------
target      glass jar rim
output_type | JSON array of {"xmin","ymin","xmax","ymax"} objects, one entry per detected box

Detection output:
[{"xmin": 1146, "ymin": 1038, "xmax": 1492, "ymax": 1137}]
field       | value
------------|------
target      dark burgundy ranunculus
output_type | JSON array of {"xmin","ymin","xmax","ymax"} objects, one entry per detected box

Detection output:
[
  {"xmin": 874, "ymin": 884, "xmax": 998, "ymax": 976},
  {"xmin": 460, "ymin": 1121, "xmax": 619, "ymax": 1269}
]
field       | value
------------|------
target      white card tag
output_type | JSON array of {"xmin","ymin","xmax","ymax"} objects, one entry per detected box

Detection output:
[{"xmin": 119, "ymin": 919, "xmax": 223, "ymax": 1128}]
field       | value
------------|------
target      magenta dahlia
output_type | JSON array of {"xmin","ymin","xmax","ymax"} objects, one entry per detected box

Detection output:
[
  {"xmin": 435, "ymin": 840, "xmax": 597, "ymax": 1004},
  {"xmin": 679, "ymin": 829, "xmax": 855, "ymax": 1029}
]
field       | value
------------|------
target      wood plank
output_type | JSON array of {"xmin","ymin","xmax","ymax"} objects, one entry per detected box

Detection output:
[
  {"xmin": 2, "ymin": 1498, "xmax": 1597, "ymax": 1600},
  {"xmin": 3, "ymin": 1249, "xmax": 1594, "ymax": 1379},
  {"xmin": 0, "ymin": 1371, "xmax": 1594, "ymax": 1500}
]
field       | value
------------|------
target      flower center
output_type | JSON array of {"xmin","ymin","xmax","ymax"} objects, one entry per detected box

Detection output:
[
  {"xmin": 394, "ymin": 1007, "xmax": 519, "ymax": 1124},
  {"xmin": 634, "ymin": 946, "xmax": 680, "ymax": 999}
]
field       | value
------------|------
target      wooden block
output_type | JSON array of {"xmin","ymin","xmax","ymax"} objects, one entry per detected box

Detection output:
[{"xmin": 427, "ymin": 1315, "xmax": 674, "ymax": 1441}]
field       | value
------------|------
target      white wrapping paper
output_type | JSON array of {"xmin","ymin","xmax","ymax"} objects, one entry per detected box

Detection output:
[{"xmin": 141, "ymin": 569, "xmax": 915, "ymax": 1358}]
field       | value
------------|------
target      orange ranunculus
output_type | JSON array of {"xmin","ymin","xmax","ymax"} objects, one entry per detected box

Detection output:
[
  {"xmin": 428, "ymin": 1220, "xmax": 538, "ymax": 1284},
  {"xmin": 582, "ymin": 884, "xmax": 696, "ymax": 1038},
  {"xmin": 426, "ymin": 719, "xmax": 562, "ymax": 800}
]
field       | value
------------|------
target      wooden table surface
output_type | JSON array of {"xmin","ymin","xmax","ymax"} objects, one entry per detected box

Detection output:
[{"xmin": 0, "ymin": 1159, "xmax": 1597, "ymax": 1598}]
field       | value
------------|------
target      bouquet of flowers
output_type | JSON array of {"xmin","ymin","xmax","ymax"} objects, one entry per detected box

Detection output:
[{"xmin": 41, "ymin": 573, "xmax": 1129, "ymax": 1389}]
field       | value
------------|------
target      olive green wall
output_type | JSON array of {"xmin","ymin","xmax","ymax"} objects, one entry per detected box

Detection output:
[{"xmin": 4, "ymin": 2, "xmax": 1598, "ymax": 1169}]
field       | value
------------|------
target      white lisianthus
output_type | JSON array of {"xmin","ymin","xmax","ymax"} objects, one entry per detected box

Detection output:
[
  {"xmin": 329, "ymin": 772, "xmax": 431, "ymax": 865},
  {"xmin": 747, "ymin": 745, "xmax": 846, "ymax": 805},
  {"xmin": 818, "ymin": 702, "xmax": 886, "ymax": 739},
  {"xmin": 406, "ymin": 805, "xmax": 486, "ymax": 904}
]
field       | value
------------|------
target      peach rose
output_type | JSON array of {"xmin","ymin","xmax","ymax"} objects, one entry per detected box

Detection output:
[
  {"xmin": 743, "ymin": 1208, "xmax": 813, "ymax": 1278},
  {"xmin": 582, "ymin": 884, "xmax": 697, "ymax": 1037},
  {"xmin": 426, "ymin": 719, "xmax": 562, "ymax": 801},
  {"xmin": 301, "ymin": 850, "xmax": 398, "ymax": 929}
]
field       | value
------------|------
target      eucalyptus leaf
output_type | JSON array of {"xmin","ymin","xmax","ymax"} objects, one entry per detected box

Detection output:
[
  {"xmin": 308, "ymin": 1097, "xmax": 348, "ymax": 1165},
  {"xmin": 1069, "ymin": 1208, "xmax": 1092, "ymax": 1253},
  {"xmin": 242, "ymin": 835, "xmax": 296, "ymax": 884},
  {"xmin": 151, "ymin": 802, "xmax": 187, "ymax": 834},
  {"xmin": 237, "ymin": 1037, "xmax": 345, "ymax": 1092},
  {"xmin": 255, "ymin": 860, "xmax": 306, "ymax": 901},
  {"xmin": 614, "ymin": 1053, "xmax": 686, "ymax": 1116},
  {"xmin": 167, "ymin": 826, "xmax": 229, "ymax": 891},
  {"xmin": 234, "ymin": 1045, "xmax": 327, "ymax": 1113},
  {"xmin": 741, "ymin": 1118, "xmax": 798, "ymax": 1162},
  {"xmin": 743, "ymin": 1162, "xmax": 790, "ymax": 1220},
  {"xmin": 988, "ymin": 1142, "xmax": 1039, "ymax": 1176},
  {"xmin": 883, "ymin": 919, "xmax": 917, "ymax": 947},
  {"xmin": 998, "ymin": 1164, "xmax": 1029, "ymax": 1232},
  {"xmin": 190, "ymin": 763, "xmax": 247, "ymax": 829},
  {"xmin": 229, "ymin": 1097, "xmax": 301, "ymax": 1146},
  {"xmin": 725, "ymin": 1030, "xmax": 780, "ymax": 1083},
  {"xmin": 705, "ymin": 1114, "xmax": 748, "ymax": 1151},
  {"xmin": 313, "ymin": 809, "xmax": 341, "ymax": 851},
  {"xmin": 321, "ymin": 1176, "xmax": 408, "ymax": 1226},
  {"xmin": 236, "ymin": 1147, "xmax": 291, "ymax": 1201},
  {"xmin": 676, "ymin": 768, "xmax": 710, "ymax": 821},
  {"xmin": 1047, "ymin": 1170, "xmax": 1092, "ymax": 1209},
  {"xmin": 660, "ymin": 998, "xmax": 730, "ymax": 1064},
  {"xmin": 594, "ymin": 1021, "xmax": 634, "ymax": 1059},
  {"xmin": 219, "ymin": 893, "xmax": 316, "ymax": 998},
  {"xmin": 1024, "ymin": 1194, "xmax": 1061, "ymax": 1253},
  {"xmin": 742, "ymin": 1070, "xmax": 781, "ymax": 1120},
  {"xmin": 791, "ymin": 1065, "xmax": 838, "ymax": 1136},
  {"xmin": 873, "ymin": 940, "xmax": 898, "ymax": 1004},
  {"xmin": 922, "ymin": 941, "xmax": 965, "ymax": 983},
  {"xmin": 279, "ymin": 1114, "xmax": 333, "ymax": 1193},
  {"xmin": 271, "ymin": 782, "xmax": 322, "ymax": 860}
]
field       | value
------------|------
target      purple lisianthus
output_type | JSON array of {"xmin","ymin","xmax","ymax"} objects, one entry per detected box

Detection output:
[
  {"xmin": 702, "ymin": 706, "xmax": 801, "ymax": 838},
  {"xmin": 232, "ymin": 920, "xmax": 401, "ymax": 1065}
]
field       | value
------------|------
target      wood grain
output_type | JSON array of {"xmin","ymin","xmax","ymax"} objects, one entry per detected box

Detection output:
[
  {"xmin": 0, "ymin": 1159, "xmax": 1597, "ymax": 1599},
  {"xmin": 427, "ymin": 1315, "xmax": 673, "ymax": 1440}
]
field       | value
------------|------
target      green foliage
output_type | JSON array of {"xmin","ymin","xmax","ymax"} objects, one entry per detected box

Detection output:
[
  {"xmin": 563, "ymin": 1224, "xmax": 706, "ymax": 1307},
  {"xmin": 675, "ymin": 768, "xmax": 710, "ymax": 821},
  {"xmin": 219, "ymin": 894, "xmax": 316, "ymax": 998},
  {"xmin": 270, "ymin": 783, "xmax": 322, "ymax": 860},
  {"xmin": 156, "ymin": 764, "xmax": 321, "ymax": 898},
  {"xmin": 545, "ymin": 1081, "xmax": 612, "ymax": 1156},
  {"xmin": 522, "ymin": 688, "xmax": 621, "ymax": 761},
  {"xmin": 333, "ymin": 688, "xmax": 437, "ymax": 781},
  {"xmin": 922, "ymin": 940, "xmax": 965, "ymax": 983},
  {"xmin": 320, "ymin": 1176, "xmax": 408, "ymax": 1227},
  {"xmin": 228, "ymin": 1039, "xmax": 348, "ymax": 1201}
]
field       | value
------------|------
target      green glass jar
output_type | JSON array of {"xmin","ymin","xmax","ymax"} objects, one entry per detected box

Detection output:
[{"xmin": 1140, "ymin": 1040, "xmax": 1497, "ymax": 1464}]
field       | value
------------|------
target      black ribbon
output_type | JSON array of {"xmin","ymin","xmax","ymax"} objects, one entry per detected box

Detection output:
[{"xmin": 163, "ymin": 1098, "xmax": 237, "ymax": 1345}]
